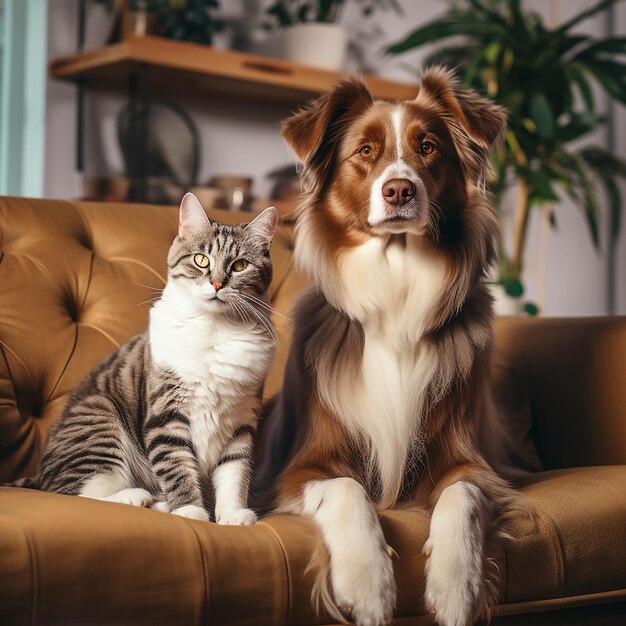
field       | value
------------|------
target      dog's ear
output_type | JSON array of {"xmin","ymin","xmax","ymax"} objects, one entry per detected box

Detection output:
[
  {"xmin": 418, "ymin": 66, "xmax": 507, "ymax": 149},
  {"xmin": 282, "ymin": 78, "xmax": 373, "ymax": 164},
  {"xmin": 417, "ymin": 66, "xmax": 507, "ymax": 185}
]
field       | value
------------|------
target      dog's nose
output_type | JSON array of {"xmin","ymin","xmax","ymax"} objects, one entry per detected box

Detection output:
[{"xmin": 382, "ymin": 179, "xmax": 416, "ymax": 206}]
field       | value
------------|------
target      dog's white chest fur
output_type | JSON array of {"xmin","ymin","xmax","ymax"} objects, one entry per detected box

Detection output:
[
  {"xmin": 330, "ymin": 234, "xmax": 445, "ymax": 505},
  {"xmin": 149, "ymin": 298, "xmax": 273, "ymax": 473}
]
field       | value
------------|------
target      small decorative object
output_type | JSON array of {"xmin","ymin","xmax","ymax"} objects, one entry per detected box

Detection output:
[
  {"xmin": 118, "ymin": 100, "xmax": 200, "ymax": 204},
  {"xmin": 83, "ymin": 177, "xmax": 130, "ymax": 202},
  {"xmin": 128, "ymin": 1, "xmax": 162, "ymax": 37},
  {"xmin": 83, "ymin": 0, "xmax": 126, "ymax": 46},
  {"xmin": 189, "ymin": 186, "xmax": 228, "ymax": 210},
  {"xmin": 208, "ymin": 175, "xmax": 254, "ymax": 212},
  {"xmin": 264, "ymin": 0, "xmax": 400, "ymax": 70},
  {"xmin": 388, "ymin": 0, "xmax": 626, "ymax": 314},
  {"xmin": 134, "ymin": 0, "xmax": 222, "ymax": 45},
  {"xmin": 267, "ymin": 164, "xmax": 300, "ymax": 204}
]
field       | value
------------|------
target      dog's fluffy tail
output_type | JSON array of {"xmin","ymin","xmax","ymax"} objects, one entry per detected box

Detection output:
[{"xmin": 306, "ymin": 537, "xmax": 350, "ymax": 625}]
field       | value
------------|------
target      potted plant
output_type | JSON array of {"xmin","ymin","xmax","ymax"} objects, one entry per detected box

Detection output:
[
  {"xmin": 387, "ymin": 0, "xmax": 626, "ymax": 314},
  {"xmin": 265, "ymin": 0, "xmax": 400, "ymax": 70},
  {"xmin": 131, "ymin": 0, "xmax": 221, "ymax": 45}
]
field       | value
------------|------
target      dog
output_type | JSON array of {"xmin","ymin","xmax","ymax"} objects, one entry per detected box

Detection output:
[{"xmin": 253, "ymin": 67, "xmax": 525, "ymax": 626}]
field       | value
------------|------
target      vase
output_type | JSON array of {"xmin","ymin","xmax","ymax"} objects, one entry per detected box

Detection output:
[
  {"xmin": 283, "ymin": 23, "xmax": 347, "ymax": 71},
  {"xmin": 130, "ymin": 11, "xmax": 160, "ymax": 37},
  {"xmin": 489, "ymin": 283, "xmax": 525, "ymax": 316}
]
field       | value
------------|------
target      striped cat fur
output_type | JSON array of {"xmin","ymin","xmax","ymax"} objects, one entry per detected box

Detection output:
[{"xmin": 11, "ymin": 193, "xmax": 277, "ymax": 524}]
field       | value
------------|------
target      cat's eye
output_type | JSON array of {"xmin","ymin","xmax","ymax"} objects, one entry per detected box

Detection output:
[
  {"xmin": 231, "ymin": 259, "xmax": 249, "ymax": 272},
  {"xmin": 194, "ymin": 253, "xmax": 209, "ymax": 268},
  {"xmin": 420, "ymin": 141, "xmax": 436, "ymax": 155},
  {"xmin": 358, "ymin": 144, "xmax": 373, "ymax": 158}
]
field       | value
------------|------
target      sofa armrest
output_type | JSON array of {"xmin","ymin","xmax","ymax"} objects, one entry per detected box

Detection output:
[{"xmin": 494, "ymin": 316, "xmax": 626, "ymax": 470}]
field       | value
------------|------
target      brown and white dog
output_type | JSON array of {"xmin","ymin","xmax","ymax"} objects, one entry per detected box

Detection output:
[{"xmin": 253, "ymin": 68, "xmax": 525, "ymax": 626}]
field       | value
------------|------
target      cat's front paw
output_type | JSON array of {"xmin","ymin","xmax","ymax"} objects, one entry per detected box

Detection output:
[
  {"xmin": 104, "ymin": 488, "xmax": 154, "ymax": 508},
  {"xmin": 215, "ymin": 507, "xmax": 257, "ymax": 526},
  {"xmin": 172, "ymin": 504, "xmax": 209, "ymax": 521}
]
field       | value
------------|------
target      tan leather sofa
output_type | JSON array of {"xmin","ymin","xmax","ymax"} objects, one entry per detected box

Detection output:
[{"xmin": 1, "ymin": 196, "xmax": 625, "ymax": 625}]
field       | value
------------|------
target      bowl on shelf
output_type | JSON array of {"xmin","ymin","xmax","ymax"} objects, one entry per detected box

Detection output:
[
  {"xmin": 208, "ymin": 175, "xmax": 253, "ymax": 211},
  {"xmin": 83, "ymin": 177, "xmax": 130, "ymax": 202},
  {"xmin": 190, "ymin": 186, "xmax": 228, "ymax": 210}
]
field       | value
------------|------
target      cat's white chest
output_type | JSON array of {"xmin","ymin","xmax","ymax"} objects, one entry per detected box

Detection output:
[{"xmin": 149, "ymin": 300, "xmax": 274, "ymax": 472}]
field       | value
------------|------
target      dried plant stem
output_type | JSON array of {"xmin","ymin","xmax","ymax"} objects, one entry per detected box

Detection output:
[
  {"xmin": 535, "ymin": 203, "xmax": 552, "ymax": 311},
  {"xmin": 510, "ymin": 179, "xmax": 530, "ymax": 278}
]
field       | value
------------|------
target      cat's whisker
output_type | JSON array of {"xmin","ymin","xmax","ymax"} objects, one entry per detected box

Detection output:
[
  {"xmin": 232, "ymin": 297, "xmax": 262, "ymax": 329},
  {"xmin": 239, "ymin": 293, "xmax": 290, "ymax": 321},
  {"xmin": 136, "ymin": 296, "xmax": 162, "ymax": 307},
  {"xmin": 238, "ymin": 293, "xmax": 292, "ymax": 321},
  {"xmin": 235, "ymin": 298, "xmax": 278, "ymax": 345},
  {"xmin": 227, "ymin": 298, "xmax": 251, "ymax": 325},
  {"xmin": 226, "ymin": 295, "xmax": 254, "ymax": 326},
  {"xmin": 135, "ymin": 282, "xmax": 164, "ymax": 292},
  {"xmin": 226, "ymin": 300, "xmax": 241, "ymax": 322},
  {"xmin": 238, "ymin": 292, "xmax": 278, "ymax": 311}
]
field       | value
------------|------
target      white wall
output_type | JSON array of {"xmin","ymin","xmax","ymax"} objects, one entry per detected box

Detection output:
[
  {"xmin": 520, "ymin": 0, "xmax": 613, "ymax": 316},
  {"xmin": 45, "ymin": 0, "xmax": 81, "ymax": 199},
  {"xmin": 44, "ymin": 0, "xmax": 625, "ymax": 315}
]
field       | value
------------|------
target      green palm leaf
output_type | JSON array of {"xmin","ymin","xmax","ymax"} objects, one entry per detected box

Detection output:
[
  {"xmin": 386, "ymin": 0, "xmax": 626, "ymax": 280},
  {"xmin": 555, "ymin": 0, "xmax": 625, "ymax": 34}
]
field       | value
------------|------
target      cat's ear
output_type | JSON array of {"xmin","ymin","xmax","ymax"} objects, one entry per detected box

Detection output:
[
  {"xmin": 179, "ymin": 192, "xmax": 210, "ymax": 237},
  {"xmin": 246, "ymin": 206, "xmax": 277, "ymax": 252}
]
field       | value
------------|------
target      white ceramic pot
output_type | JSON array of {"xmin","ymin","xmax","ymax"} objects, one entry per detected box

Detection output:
[
  {"xmin": 283, "ymin": 23, "xmax": 347, "ymax": 71},
  {"xmin": 489, "ymin": 283, "xmax": 525, "ymax": 316}
]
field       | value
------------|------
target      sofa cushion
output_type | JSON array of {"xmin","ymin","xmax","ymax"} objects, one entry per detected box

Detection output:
[
  {"xmin": 508, "ymin": 466, "xmax": 626, "ymax": 602},
  {"xmin": 491, "ymin": 344, "xmax": 543, "ymax": 474},
  {"xmin": 1, "ymin": 466, "xmax": 624, "ymax": 625}
]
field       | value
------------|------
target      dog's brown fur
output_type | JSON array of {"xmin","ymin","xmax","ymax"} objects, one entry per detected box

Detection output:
[{"xmin": 253, "ymin": 68, "xmax": 528, "ymax": 626}]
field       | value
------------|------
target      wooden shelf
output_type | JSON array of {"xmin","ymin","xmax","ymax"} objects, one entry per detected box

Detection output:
[{"xmin": 49, "ymin": 35, "xmax": 418, "ymax": 104}]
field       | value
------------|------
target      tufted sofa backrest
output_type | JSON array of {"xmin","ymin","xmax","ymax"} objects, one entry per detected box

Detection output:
[{"xmin": 0, "ymin": 197, "xmax": 306, "ymax": 483}]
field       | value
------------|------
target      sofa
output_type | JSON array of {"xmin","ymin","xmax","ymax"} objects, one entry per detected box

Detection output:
[{"xmin": 1, "ymin": 195, "xmax": 625, "ymax": 625}]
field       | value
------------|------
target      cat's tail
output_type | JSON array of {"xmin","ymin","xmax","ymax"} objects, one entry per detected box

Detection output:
[{"xmin": 4, "ymin": 475, "xmax": 39, "ymax": 489}]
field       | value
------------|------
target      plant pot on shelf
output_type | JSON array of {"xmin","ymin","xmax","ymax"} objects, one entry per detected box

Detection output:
[
  {"xmin": 130, "ymin": 10, "xmax": 161, "ymax": 37},
  {"xmin": 283, "ymin": 23, "xmax": 347, "ymax": 71},
  {"xmin": 489, "ymin": 283, "xmax": 525, "ymax": 316}
]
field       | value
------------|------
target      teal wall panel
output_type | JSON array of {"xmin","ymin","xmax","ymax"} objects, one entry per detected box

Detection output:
[{"xmin": 0, "ymin": 0, "xmax": 48, "ymax": 197}]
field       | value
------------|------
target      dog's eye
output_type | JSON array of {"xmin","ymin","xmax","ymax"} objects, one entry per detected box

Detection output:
[
  {"xmin": 358, "ymin": 145, "xmax": 373, "ymax": 158},
  {"xmin": 420, "ymin": 141, "xmax": 436, "ymax": 155}
]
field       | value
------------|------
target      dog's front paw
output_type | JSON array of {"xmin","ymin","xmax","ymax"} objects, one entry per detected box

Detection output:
[
  {"xmin": 331, "ymin": 542, "xmax": 395, "ymax": 626},
  {"xmin": 424, "ymin": 482, "xmax": 487, "ymax": 626},
  {"xmin": 172, "ymin": 504, "xmax": 209, "ymax": 521},
  {"xmin": 215, "ymin": 507, "xmax": 257, "ymax": 526},
  {"xmin": 425, "ymin": 548, "xmax": 477, "ymax": 626}
]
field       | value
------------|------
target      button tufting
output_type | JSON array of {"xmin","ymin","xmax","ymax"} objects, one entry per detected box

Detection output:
[
  {"xmin": 64, "ymin": 293, "xmax": 79, "ymax": 323},
  {"xmin": 76, "ymin": 226, "xmax": 93, "ymax": 251},
  {"xmin": 31, "ymin": 405, "xmax": 42, "ymax": 419}
]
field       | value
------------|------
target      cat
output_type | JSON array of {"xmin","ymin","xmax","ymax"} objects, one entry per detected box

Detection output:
[{"xmin": 10, "ymin": 193, "xmax": 278, "ymax": 524}]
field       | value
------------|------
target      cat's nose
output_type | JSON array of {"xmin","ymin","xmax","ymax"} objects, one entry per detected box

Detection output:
[{"xmin": 212, "ymin": 282, "xmax": 223, "ymax": 291}]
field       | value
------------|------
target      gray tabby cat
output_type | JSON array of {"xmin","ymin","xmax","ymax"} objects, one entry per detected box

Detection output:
[{"xmin": 12, "ymin": 193, "xmax": 278, "ymax": 524}]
